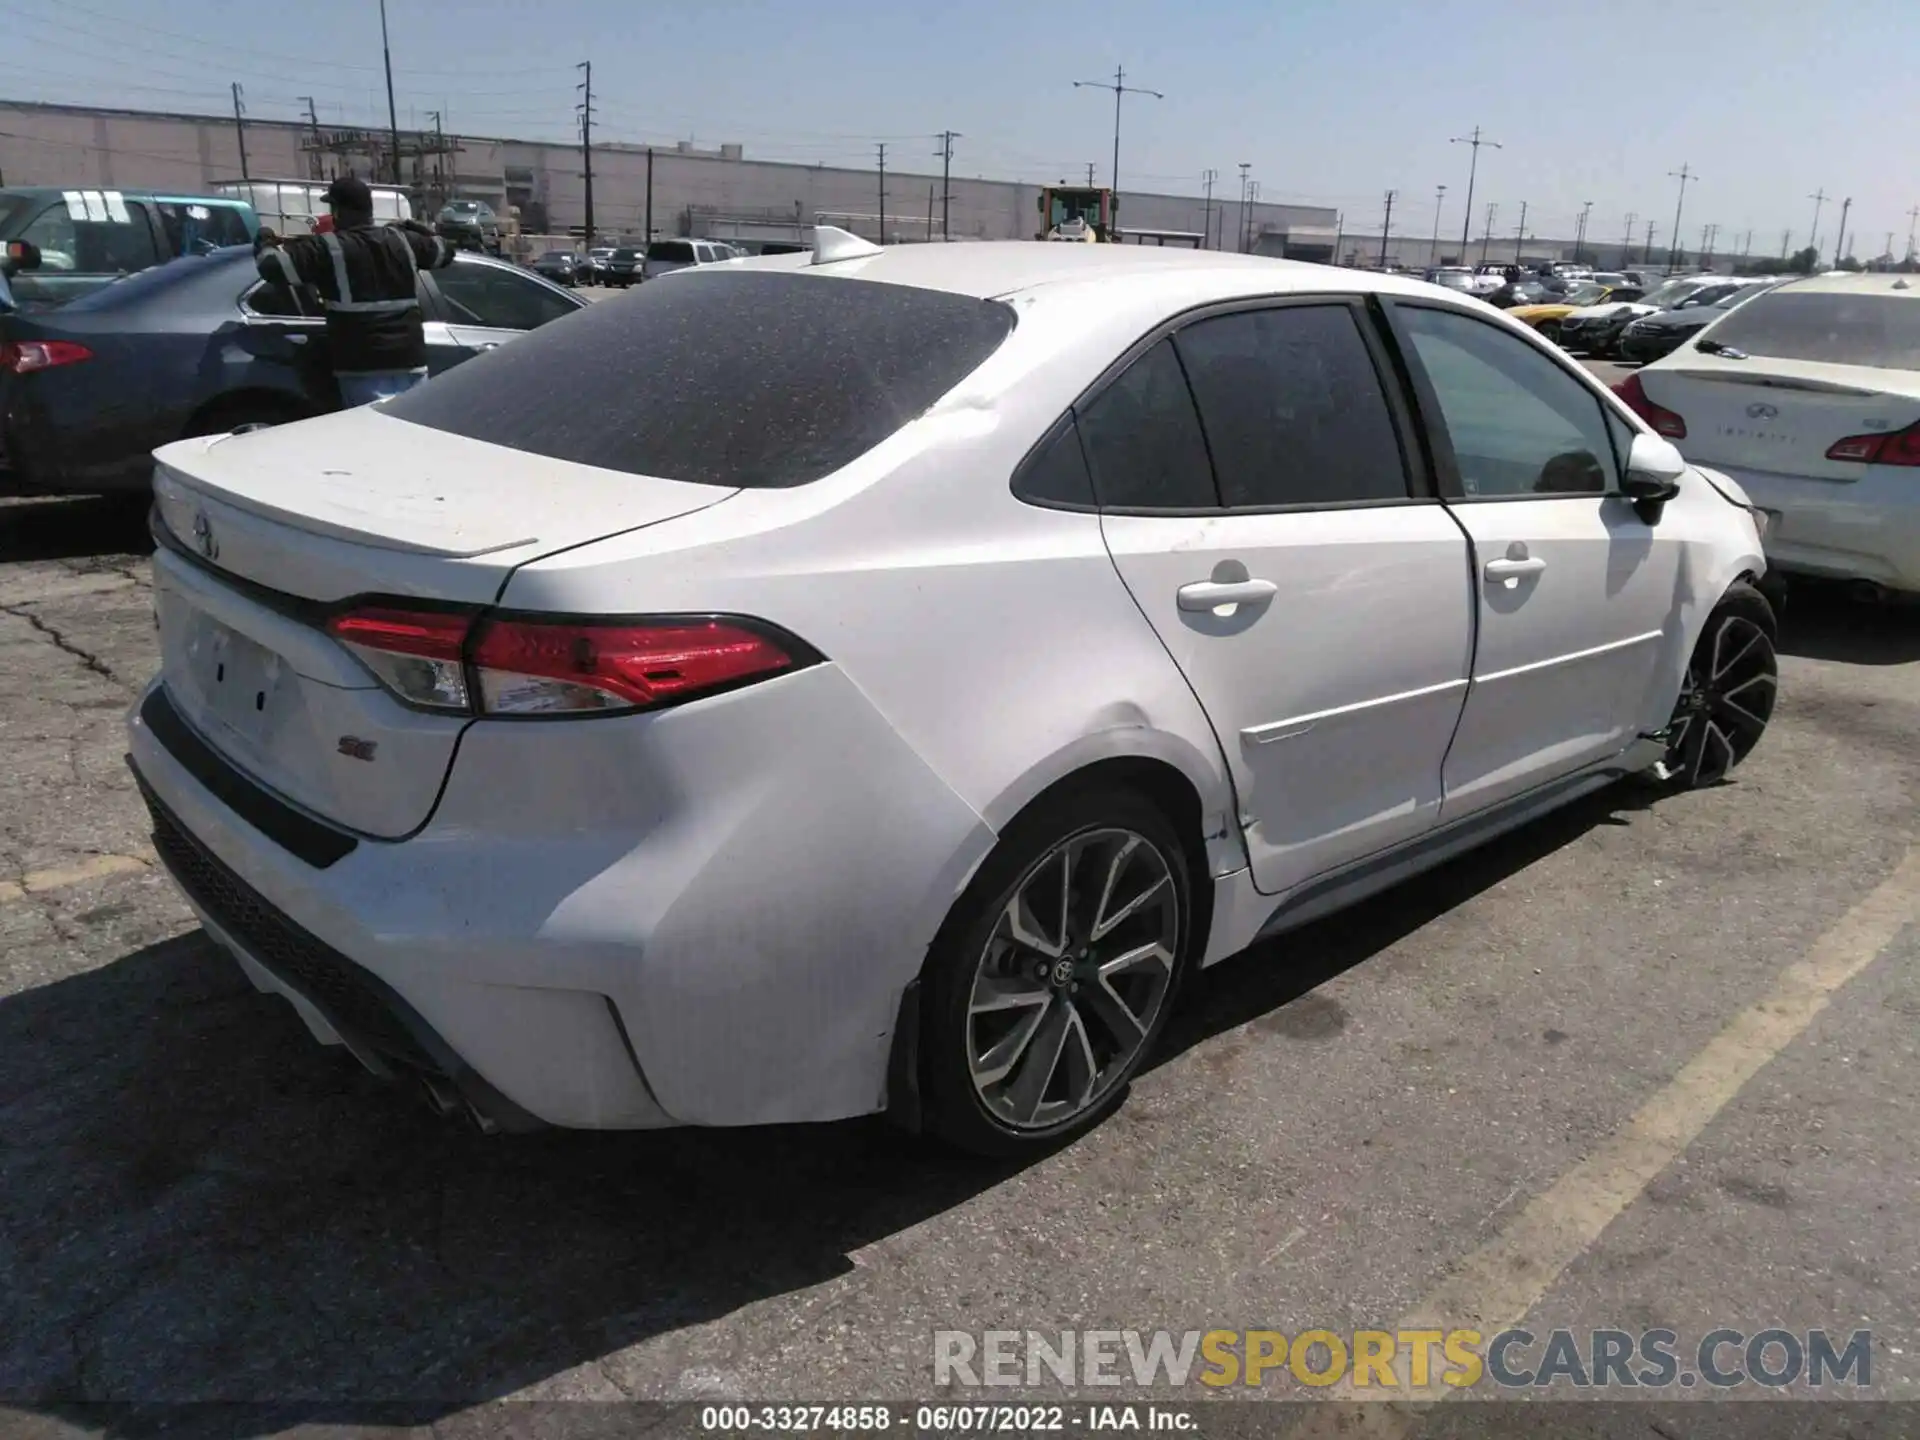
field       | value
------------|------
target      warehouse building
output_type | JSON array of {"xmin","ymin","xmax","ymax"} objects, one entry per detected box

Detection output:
[{"xmin": 0, "ymin": 100, "xmax": 1343, "ymax": 257}]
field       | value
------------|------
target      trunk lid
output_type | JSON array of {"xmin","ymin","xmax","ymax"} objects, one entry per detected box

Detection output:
[
  {"xmin": 1639, "ymin": 354, "xmax": 1920, "ymax": 484},
  {"xmin": 148, "ymin": 407, "xmax": 737, "ymax": 837}
]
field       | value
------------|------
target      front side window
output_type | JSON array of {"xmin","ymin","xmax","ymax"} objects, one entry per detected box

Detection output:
[
  {"xmin": 1397, "ymin": 305, "xmax": 1619, "ymax": 499},
  {"xmin": 1072, "ymin": 338, "xmax": 1216, "ymax": 509},
  {"xmin": 433, "ymin": 263, "xmax": 578, "ymax": 331},
  {"xmin": 1173, "ymin": 305, "xmax": 1410, "ymax": 508}
]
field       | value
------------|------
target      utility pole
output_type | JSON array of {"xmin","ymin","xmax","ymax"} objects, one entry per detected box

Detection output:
[
  {"xmin": 1333, "ymin": 211, "xmax": 1344, "ymax": 265},
  {"xmin": 927, "ymin": 183, "xmax": 934, "ymax": 244},
  {"xmin": 1833, "ymin": 196, "xmax": 1852, "ymax": 266},
  {"xmin": 299, "ymin": 95, "xmax": 322, "ymax": 180},
  {"xmin": 876, "ymin": 142, "xmax": 887, "ymax": 243},
  {"xmin": 1449, "ymin": 125, "xmax": 1502, "ymax": 254},
  {"xmin": 1244, "ymin": 181, "xmax": 1260, "ymax": 252},
  {"xmin": 1513, "ymin": 199, "xmax": 1528, "ymax": 262},
  {"xmin": 1740, "ymin": 228, "xmax": 1752, "ymax": 259},
  {"xmin": 230, "ymin": 82, "xmax": 251, "ymax": 186},
  {"xmin": 1906, "ymin": 203, "xmax": 1919, "ymax": 261},
  {"xmin": 426, "ymin": 109, "xmax": 444, "ymax": 210},
  {"xmin": 1479, "ymin": 201, "xmax": 1497, "ymax": 265},
  {"xmin": 1885, "ymin": 232, "xmax": 1896, "ymax": 266},
  {"xmin": 1780, "ymin": 228, "xmax": 1792, "ymax": 261},
  {"xmin": 575, "ymin": 62, "xmax": 594, "ymax": 250},
  {"xmin": 1072, "ymin": 66, "xmax": 1162, "ymax": 217},
  {"xmin": 1666, "ymin": 162, "xmax": 1695, "ymax": 272},
  {"xmin": 935, "ymin": 131, "xmax": 959, "ymax": 241},
  {"xmin": 1622, "ymin": 211, "xmax": 1637, "ymax": 265},
  {"xmin": 1807, "ymin": 188, "xmax": 1828, "ymax": 260},
  {"xmin": 644, "ymin": 146, "xmax": 653, "ymax": 242},
  {"xmin": 1430, "ymin": 183, "xmax": 1447, "ymax": 265},
  {"xmin": 1574, "ymin": 199, "xmax": 1593, "ymax": 262},
  {"xmin": 1701, "ymin": 222, "xmax": 1718, "ymax": 268},
  {"xmin": 1086, "ymin": 163, "xmax": 1096, "ymax": 186},
  {"xmin": 1236, "ymin": 163, "xmax": 1250, "ymax": 253},
  {"xmin": 1644, "ymin": 221, "xmax": 1658, "ymax": 266},
  {"xmin": 1378, "ymin": 189, "xmax": 1396, "ymax": 266},
  {"xmin": 378, "ymin": 0, "xmax": 402, "ymax": 186},
  {"xmin": 1201, "ymin": 168, "xmax": 1217, "ymax": 250}
]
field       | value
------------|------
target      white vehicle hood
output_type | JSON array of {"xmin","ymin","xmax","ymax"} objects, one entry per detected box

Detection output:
[{"xmin": 1570, "ymin": 301, "xmax": 1642, "ymax": 320}]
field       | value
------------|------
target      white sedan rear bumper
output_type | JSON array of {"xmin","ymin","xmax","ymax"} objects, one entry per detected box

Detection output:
[
  {"xmin": 128, "ymin": 662, "xmax": 995, "ymax": 1130},
  {"xmin": 1718, "ymin": 461, "xmax": 1920, "ymax": 593}
]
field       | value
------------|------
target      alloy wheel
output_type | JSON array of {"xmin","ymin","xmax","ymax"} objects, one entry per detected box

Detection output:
[
  {"xmin": 965, "ymin": 827, "xmax": 1180, "ymax": 1131},
  {"xmin": 1660, "ymin": 613, "xmax": 1777, "ymax": 787}
]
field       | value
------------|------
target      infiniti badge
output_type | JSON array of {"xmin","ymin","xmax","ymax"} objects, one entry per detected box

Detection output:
[
  {"xmin": 1746, "ymin": 402, "xmax": 1780, "ymax": 420},
  {"xmin": 191, "ymin": 510, "xmax": 218, "ymax": 560}
]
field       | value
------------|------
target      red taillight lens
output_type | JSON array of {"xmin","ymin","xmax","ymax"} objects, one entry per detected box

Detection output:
[
  {"xmin": 0, "ymin": 339, "xmax": 94, "ymax": 375},
  {"xmin": 1613, "ymin": 372, "xmax": 1687, "ymax": 439},
  {"xmin": 470, "ymin": 617, "xmax": 800, "ymax": 715},
  {"xmin": 324, "ymin": 606, "xmax": 806, "ymax": 716},
  {"xmin": 1825, "ymin": 421, "xmax": 1920, "ymax": 467},
  {"xmin": 325, "ymin": 606, "xmax": 474, "ymax": 712}
]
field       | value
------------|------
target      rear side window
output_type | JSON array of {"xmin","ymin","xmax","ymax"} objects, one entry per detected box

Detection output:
[
  {"xmin": 1173, "ymin": 305, "xmax": 1410, "ymax": 507},
  {"xmin": 1073, "ymin": 339, "xmax": 1216, "ymax": 509},
  {"xmin": 18, "ymin": 198, "xmax": 159, "ymax": 273},
  {"xmin": 647, "ymin": 241, "xmax": 695, "ymax": 263},
  {"xmin": 1704, "ymin": 291, "xmax": 1920, "ymax": 371},
  {"xmin": 382, "ymin": 270, "xmax": 1016, "ymax": 488}
]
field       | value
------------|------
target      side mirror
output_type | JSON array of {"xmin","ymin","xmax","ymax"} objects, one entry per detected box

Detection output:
[
  {"xmin": 1622, "ymin": 432, "xmax": 1686, "ymax": 521},
  {"xmin": 1, "ymin": 239, "xmax": 41, "ymax": 278}
]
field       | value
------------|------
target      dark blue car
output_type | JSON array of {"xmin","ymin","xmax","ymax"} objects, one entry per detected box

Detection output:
[{"xmin": 0, "ymin": 244, "xmax": 585, "ymax": 497}]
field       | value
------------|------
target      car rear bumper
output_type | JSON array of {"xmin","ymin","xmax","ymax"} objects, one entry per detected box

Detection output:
[
  {"xmin": 127, "ymin": 661, "xmax": 994, "ymax": 1131},
  {"xmin": 1704, "ymin": 462, "xmax": 1920, "ymax": 592}
]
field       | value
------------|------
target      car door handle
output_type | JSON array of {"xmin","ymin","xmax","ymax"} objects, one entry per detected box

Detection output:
[
  {"xmin": 474, "ymin": 341, "xmax": 501, "ymax": 351},
  {"xmin": 1177, "ymin": 579, "xmax": 1278, "ymax": 611},
  {"xmin": 1484, "ymin": 557, "xmax": 1547, "ymax": 580}
]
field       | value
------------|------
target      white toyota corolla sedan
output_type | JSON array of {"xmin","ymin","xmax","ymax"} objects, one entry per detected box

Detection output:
[{"xmin": 129, "ymin": 231, "xmax": 1777, "ymax": 1156}]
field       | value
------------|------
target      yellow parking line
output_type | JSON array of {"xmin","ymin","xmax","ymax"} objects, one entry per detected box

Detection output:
[
  {"xmin": 0, "ymin": 850, "xmax": 156, "ymax": 905},
  {"xmin": 1292, "ymin": 843, "xmax": 1920, "ymax": 1434}
]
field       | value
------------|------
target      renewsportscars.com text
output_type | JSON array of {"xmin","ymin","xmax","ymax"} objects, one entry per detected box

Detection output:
[{"xmin": 933, "ymin": 1328, "xmax": 1873, "ymax": 1390}]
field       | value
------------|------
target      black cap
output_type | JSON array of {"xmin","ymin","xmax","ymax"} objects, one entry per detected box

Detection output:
[{"xmin": 325, "ymin": 174, "xmax": 373, "ymax": 212}]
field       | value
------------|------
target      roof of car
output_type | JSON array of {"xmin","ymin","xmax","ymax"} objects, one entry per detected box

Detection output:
[
  {"xmin": 707, "ymin": 240, "xmax": 1450, "ymax": 304},
  {"xmin": 1765, "ymin": 273, "xmax": 1919, "ymax": 296}
]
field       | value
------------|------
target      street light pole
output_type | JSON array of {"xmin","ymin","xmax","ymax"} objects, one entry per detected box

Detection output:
[
  {"xmin": 378, "ymin": 0, "xmax": 403, "ymax": 185},
  {"xmin": 1666, "ymin": 163, "xmax": 1695, "ymax": 272},
  {"xmin": 1236, "ymin": 162, "xmax": 1250, "ymax": 254},
  {"xmin": 1807, "ymin": 189, "xmax": 1828, "ymax": 263},
  {"xmin": 1833, "ymin": 196, "xmax": 1853, "ymax": 267},
  {"xmin": 1430, "ymin": 183, "xmax": 1446, "ymax": 265},
  {"xmin": 1202, "ymin": 168, "xmax": 1217, "ymax": 250},
  {"xmin": 1073, "ymin": 66, "xmax": 1162, "ymax": 228},
  {"xmin": 1449, "ymin": 126, "xmax": 1501, "ymax": 254},
  {"xmin": 1513, "ymin": 199, "xmax": 1528, "ymax": 263},
  {"xmin": 1379, "ymin": 189, "xmax": 1396, "ymax": 267}
]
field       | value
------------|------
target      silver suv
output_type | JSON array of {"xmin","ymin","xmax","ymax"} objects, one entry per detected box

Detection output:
[{"xmin": 639, "ymin": 238, "xmax": 739, "ymax": 282}]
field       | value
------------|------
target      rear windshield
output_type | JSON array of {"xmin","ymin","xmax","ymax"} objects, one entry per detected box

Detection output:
[
  {"xmin": 1704, "ymin": 291, "xmax": 1920, "ymax": 370},
  {"xmin": 647, "ymin": 241, "xmax": 695, "ymax": 263},
  {"xmin": 381, "ymin": 270, "xmax": 1018, "ymax": 488},
  {"xmin": 612, "ymin": 248, "xmax": 640, "ymax": 260}
]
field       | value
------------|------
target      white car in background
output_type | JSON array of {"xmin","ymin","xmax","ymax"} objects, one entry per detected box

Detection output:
[
  {"xmin": 129, "ymin": 234, "xmax": 1774, "ymax": 1157},
  {"xmin": 1617, "ymin": 272, "xmax": 1920, "ymax": 600},
  {"xmin": 1558, "ymin": 274, "xmax": 1721, "ymax": 357}
]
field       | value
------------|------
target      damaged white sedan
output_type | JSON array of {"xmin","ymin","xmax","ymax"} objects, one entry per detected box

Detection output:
[{"xmin": 129, "ymin": 232, "xmax": 1776, "ymax": 1156}]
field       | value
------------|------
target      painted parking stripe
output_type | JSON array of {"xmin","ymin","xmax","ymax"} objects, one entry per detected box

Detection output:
[
  {"xmin": 1289, "ymin": 843, "xmax": 1920, "ymax": 1433},
  {"xmin": 0, "ymin": 851, "xmax": 156, "ymax": 905}
]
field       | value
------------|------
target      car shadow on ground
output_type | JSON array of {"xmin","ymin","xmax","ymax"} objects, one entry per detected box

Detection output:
[
  {"xmin": 1, "ymin": 780, "xmax": 1674, "ymax": 1436},
  {"xmin": 0, "ymin": 496, "xmax": 153, "ymax": 564},
  {"xmin": 1774, "ymin": 580, "xmax": 1920, "ymax": 666}
]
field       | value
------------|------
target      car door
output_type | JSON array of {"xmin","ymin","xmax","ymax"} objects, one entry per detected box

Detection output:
[
  {"xmin": 423, "ymin": 260, "xmax": 583, "ymax": 363},
  {"xmin": 236, "ymin": 277, "xmax": 340, "ymax": 407},
  {"xmin": 1081, "ymin": 301, "xmax": 1475, "ymax": 897},
  {"xmin": 1382, "ymin": 301, "xmax": 1684, "ymax": 819}
]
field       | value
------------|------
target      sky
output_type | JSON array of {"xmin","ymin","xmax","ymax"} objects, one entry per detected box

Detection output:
[{"xmin": 3, "ymin": 0, "xmax": 1916, "ymax": 256}]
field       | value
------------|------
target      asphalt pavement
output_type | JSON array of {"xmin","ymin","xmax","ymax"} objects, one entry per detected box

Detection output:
[{"xmin": 2, "ymin": 378, "xmax": 1918, "ymax": 1437}]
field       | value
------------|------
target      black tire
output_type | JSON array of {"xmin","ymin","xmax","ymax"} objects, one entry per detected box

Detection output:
[
  {"xmin": 919, "ymin": 785, "xmax": 1197, "ymax": 1158},
  {"xmin": 1537, "ymin": 320, "xmax": 1563, "ymax": 343},
  {"xmin": 1652, "ymin": 580, "xmax": 1778, "ymax": 790}
]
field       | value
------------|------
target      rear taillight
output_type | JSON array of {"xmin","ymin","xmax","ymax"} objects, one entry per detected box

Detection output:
[
  {"xmin": 0, "ymin": 339, "xmax": 94, "ymax": 375},
  {"xmin": 470, "ymin": 617, "xmax": 800, "ymax": 715},
  {"xmin": 326, "ymin": 606, "xmax": 474, "ymax": 711},
  {"xmin": 1613, "ymin": 372, "xmax": 1687, "ymax": 439},
  {"xmin": 1825, "ymin": 420, "xmax": 1920, "ymax": 467},
  {"xmin": 324, "ymin": 606, "xmax": 807, "ymax": 717}
]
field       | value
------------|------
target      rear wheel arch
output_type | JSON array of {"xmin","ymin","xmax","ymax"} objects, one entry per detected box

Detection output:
[{"xmin": 180, "ymin": 388, "xmax": 315, "ymax": 440}]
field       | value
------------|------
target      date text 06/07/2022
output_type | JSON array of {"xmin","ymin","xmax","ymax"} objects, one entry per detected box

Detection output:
[{"xmin": 697, "ymin": 1404, "xmax": 1197, "ymax": 1432}]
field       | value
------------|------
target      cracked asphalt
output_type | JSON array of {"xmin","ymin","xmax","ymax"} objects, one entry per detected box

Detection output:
[{"xmin": 1, "ymin": 480, "xmax": 1917, "ymax": 1440}]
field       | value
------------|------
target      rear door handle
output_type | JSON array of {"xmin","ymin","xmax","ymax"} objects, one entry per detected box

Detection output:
[
  {"xmin": 1484, "ymin": 557, "xmax": 1547, "ymax": 580},
  {"xmin": 1177, "ymin": 579, "xmax": 1278, "ymax": 611}
]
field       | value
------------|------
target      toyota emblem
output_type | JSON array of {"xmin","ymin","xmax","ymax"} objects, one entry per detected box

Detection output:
[
  {"xmin": 191, "ymin": 510, "xmax": 218, "ymax": 560},
  {"xmin": 1745, "ymin": 402, "xmax": 1779, "ymax": 420}
]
